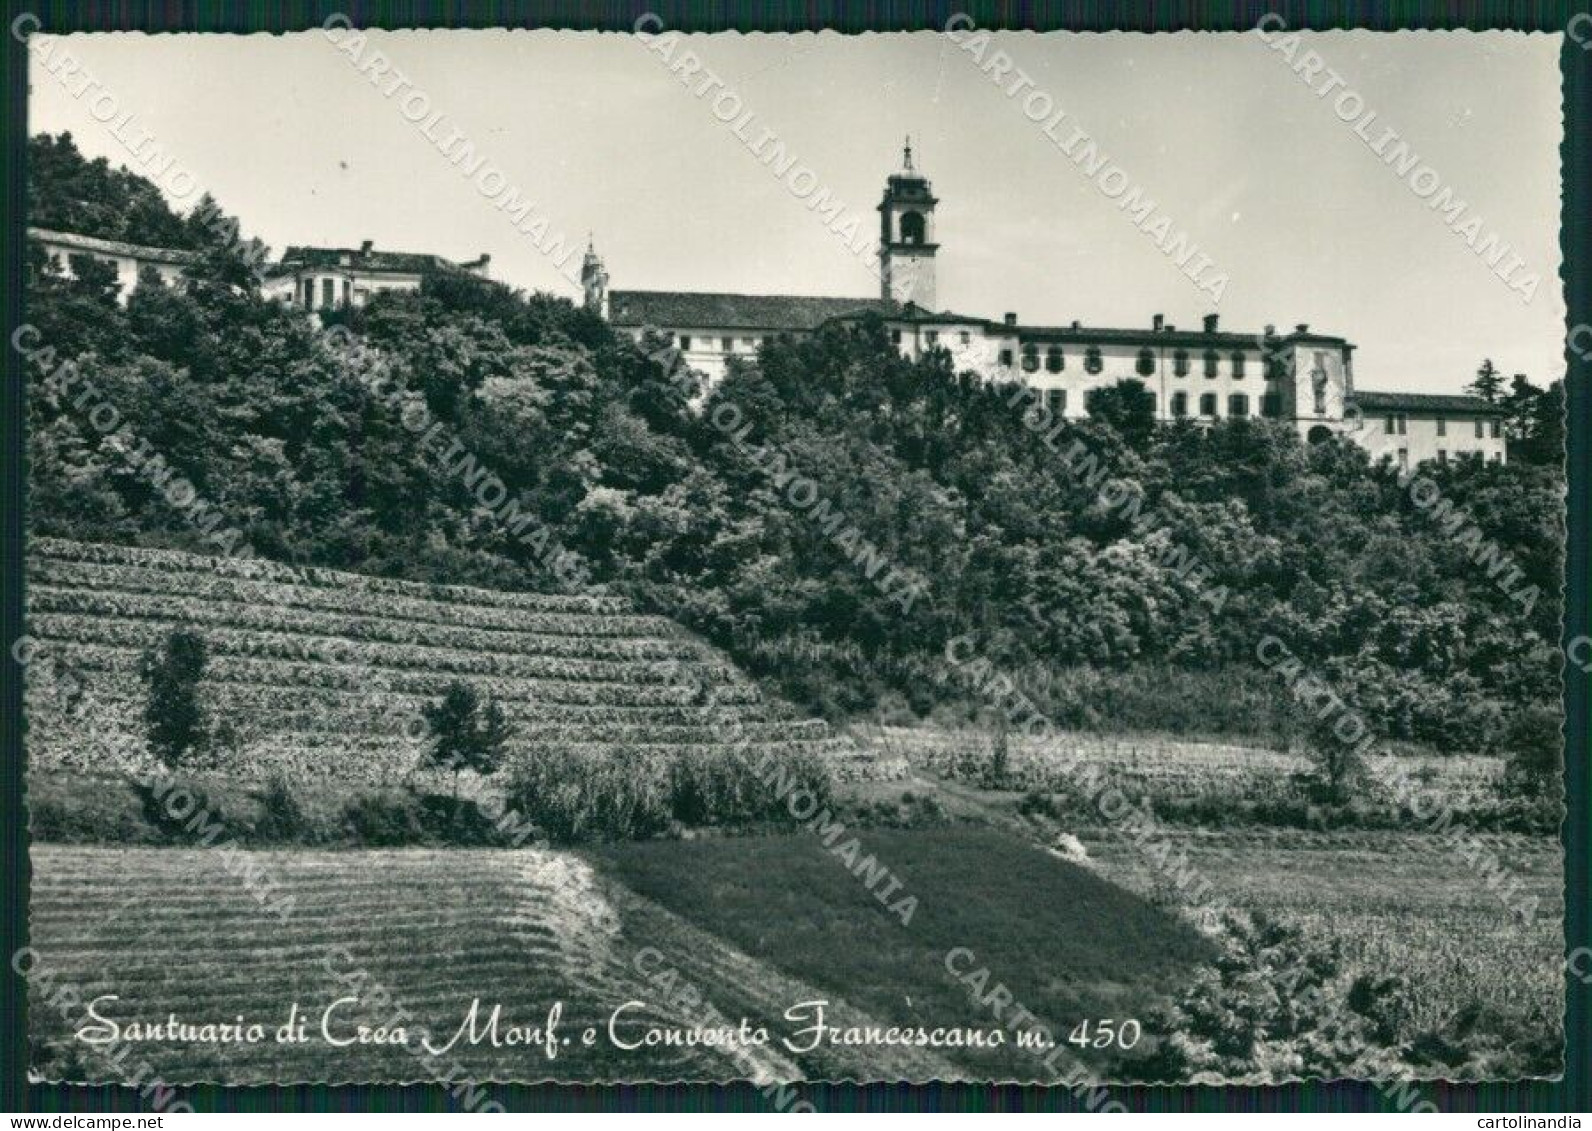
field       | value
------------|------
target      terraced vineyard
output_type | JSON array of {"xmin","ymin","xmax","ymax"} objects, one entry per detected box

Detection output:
[{"xmin": 25, "ymin": 539, "xmax": 897, "ymax": 783}]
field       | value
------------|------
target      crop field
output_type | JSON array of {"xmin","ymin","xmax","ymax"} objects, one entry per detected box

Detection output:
[
  {"xmin": 870, "ymin": 724, "xmax": 1503, "ymax": 819},
  {"xmin": 1078, "ymin": 826, "xmax": 1564, "ymax": 1067},
  {"xmin": 26, "ymin": 832, "xmax": 1210, "ymax": 1084},
  {"xmin": 27, "ymin": 844, "xmax": 982, "ymax": 1084},
  {"xmin": 24, "ymin": 539, "xmax": 900, "ymax": 783}
]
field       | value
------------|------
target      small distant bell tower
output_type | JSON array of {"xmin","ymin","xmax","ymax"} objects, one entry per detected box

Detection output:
[
  {"xmin": 581, "ymin": 235, "xmax": 609, "ymax": 318},
  {"xmin": 877, "ymin": 137, "xmax": 938, "ymax": 310}
]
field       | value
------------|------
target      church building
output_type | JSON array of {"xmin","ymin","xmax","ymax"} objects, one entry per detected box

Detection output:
[{"xmin": 593, "ymin": 143, "xmax": 1506, "ymax": 468}]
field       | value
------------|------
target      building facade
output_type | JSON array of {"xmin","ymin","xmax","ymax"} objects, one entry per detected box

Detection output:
[
  {"xmin": 262, "ymin": 242, "xmax": 491, "ymax": 310},
  {"xmin": 598, "ymin": 145, "xmax": 1506, "ymax": 466},
  {"xmin": 27, "ymin": 227, "xmax": 491, "ymax": 313},
  {"xmin": 29, "ymin": 226, "xmax": 194, "ymax": 302}
]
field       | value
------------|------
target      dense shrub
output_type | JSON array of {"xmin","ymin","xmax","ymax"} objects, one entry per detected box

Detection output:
[
  {"xmin": 507, "ymin": 742, "xmax": 836, "ymax": 842},
  {"xmin": 669, "ymin": 742, "xmax": 832, "ymax": 827},
  {"xmin": 341, "ymin": 791, "xmax": 427, "ymax": 846},
  {"xmin": 139, "ymin": 628, "xmax": 209, "ymax": 768},
  {"xmin": 1501, "ymin": 703, "xmax": 1563, "ymax": 803},
  {"xmin": 508, "ymin": 744, "xmax": 671, "ymax": 843},
  {"xmin": 253, "ymin": 774, "xmax": 310, "ymax": 843}
]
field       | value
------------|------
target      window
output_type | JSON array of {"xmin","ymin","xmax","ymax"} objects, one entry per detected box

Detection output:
[
  {"xmin": 1231, "ymin": 352, "xmax": 1246, "ymax": 378},
  {"xmin": 1397, "ymin": 414, "xmax": 1408, "ymax": 435},
  {"xmin": 342, "ymin": 279, "xmax": 351, "ymax": 305},
  {"xmin": 1384, "ymin": 416, "xmax": 1395, "ymax": 435},
  {"xmin": 1397, "ymin": 448, "xmax": 1409, "ymax": 471},
  {"xmin": 959, "ymin": 331, "xmax": 971, "ymax": 346},
  {"xmin": 1491, "ymin": 419, "xmax": 1502, "ymax": 438},
  {"xmin": 721, "ymin": 336, "xmax": 733, "ymax": 353},
  {"xmin": 1171, "ymin": 391, "xmax": 1188, "ymax": 417},
  {"xmin": 1261, "ymin": 393, "xmax": 1281, "ymax": 418},
  {"xmin": 1203, "ymin": 350, "xmax": 1219, "ymax": 378},
  {"xmin": 1136, "ymin": 348, "xmax": 1156, "ymax": 376},
  {"xmin": 1173, "ymin": 349, "xmax": 1190, "ymax": 377},
  {"xmin": 1229, "ymin": 393, "xmax": 1250, "ymax": 417},
  {"xmin": 1045, "ymin": 389, "xmax": 1066, "ymax": 416},
  {"xmin": 1490, "ymin": 451, "xmax": 1503, "ymax": 463},
  {"xmin": 1199, "ymin": 393, "xmax": 1217, "ymax": 417},
  {"xmin": 1084, "ymin": 346, "xmax": 1103, "ymax": 375},
  {"xmin": 1021, "ymin": 343, "xmax": 1039, "ymax": 372},
  {"xmin": 1045, "ymin": 345, "xmax": 1064, "ymax": 373},
  {"xmin": 321, "ymin": 278, "xmax": 334, "ymax": 308},
  {"xmin": 999, "ymin": 349, "xmax": 1014, "ymax": 368},
  {"xmin": 680, "ymin": 334, "xmax": 692, "ymax": 351},
  {"xmin": 1437, "ymin": 449, "xmax": 1448, "ymax": 464},
  {"xmin": 1436, "ymin": 418, "xmax": 1447, "ymax": 437},
  {"xmin": 890, "ymin": 328, "xmax": 902, "ymax": 345},
  {"xmin": 302, "ymin": 278, "xmax": 314, "ymax": 308},
  {"xmin": 1475, "ymin": 419, "xmax": 1484, "ymax": 438},
  {"xmin": 926, "ymin": 330, "xmax": 940, "ymax": 346}
]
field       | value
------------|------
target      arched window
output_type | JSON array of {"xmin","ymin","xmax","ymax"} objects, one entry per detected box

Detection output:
[
  {"xmin": 1229, "ymin": 393, "xmax": 1249, "ymax": 417},
  {"xmin": 1199, "ymin": 392, "xmax": 1218, "ymax": 417},
  {"xmin": 1231, "ymin": 352, "xmax": 1246, "ymax": 378},
  {"xmin": 1084, "ymin": 346, "xmax": 1103, "ymax": 375},
  {"xmin": 899, "ymin": 211, "xmax": 926, "ymax": 245},
  {"xmin": 1021, "ymin": 343, "xmax": 1040, "ymax": 372},
  {"xmin": 1045, "ymin": 345, "xmax": 1064, "ymax": 373},
  {"xmin": 1203, "ymin": 350, "xmax": 1220, "ymax": 378},
  {"xmin": 1136, "ymin": 348, "xmax": 1156, "ymax": 377},
  {"xmin": 1173, "ymin": 349, "xmax": 1190, "ymax": 377},
  {"xmin": 1170, "ymin": 391, "xmax": 1188, "ymax": 417}
]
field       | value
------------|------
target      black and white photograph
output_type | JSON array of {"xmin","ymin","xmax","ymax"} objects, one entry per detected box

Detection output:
[{"xmin": 4, "ymin": 10, "xmax": 1583, "ymax": 1112}]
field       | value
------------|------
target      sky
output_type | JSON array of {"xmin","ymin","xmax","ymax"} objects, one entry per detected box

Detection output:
[{"xmin": 29, "ymin": 27, "xmax": 1565, "ymax": 394}]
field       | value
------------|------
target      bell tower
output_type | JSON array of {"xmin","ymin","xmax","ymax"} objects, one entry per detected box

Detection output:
[
  {"xmin": 581, "ymin": 235, "xmax": 608, "ymax": 318},
  {"xmin": 877, "ymin": 138, "xmax": 938, "ymax": 310}
]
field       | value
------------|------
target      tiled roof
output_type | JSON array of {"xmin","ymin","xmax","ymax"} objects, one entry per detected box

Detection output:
[
  {"xmin": 28, "ymin": 226, "xmax": 198, "ymax": 265},
  {"xmin": 609, "ymin": 290, "xmax": 892, "ymax": 332},
  {"xmin": 1352, "ymin": 390, "xmax": 1503, "ymax": 415},
  {"xmin": 279, "ymin": 245, "xmax": 462, "ymax": 275}
]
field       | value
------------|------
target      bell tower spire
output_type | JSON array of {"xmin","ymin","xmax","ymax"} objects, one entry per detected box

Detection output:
[
  {"xmin": 580, "ymin": 233, "xmax": 608, "ymax": 318},
  {"xmin": 877, "ymin": 139, "xmax": 938, "ymax": 310}
]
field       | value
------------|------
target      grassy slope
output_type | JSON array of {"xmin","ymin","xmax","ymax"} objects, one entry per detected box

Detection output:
[{"xmin": 590, "ymin": 825, "xmax": 1214, "ymax": 1079}]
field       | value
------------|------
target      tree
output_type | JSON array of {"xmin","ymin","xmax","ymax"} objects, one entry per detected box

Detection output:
[
  {"xmin": 139, "ymin": 629, "xmax": 209, "ymax": 767},
  {"xmin": 1467, "ymin": 358, "xmax": 1505, "ymax": 404},
  {"xmin": 1300, "ymin": 708, "xmax": 1364, "ymax": 806},
  {"xmin": 1501, "ymin": 703, "xmax": 1562, "ymax": 804},
  {"xmin": 1085, "ymin": 378, "xmax": 1158, "ymax": 450},
  {"xmin": 1499, "ymin": 375, "xmax": 1564, "ymax": 465},
  {"xmin": 420, "ymin": 682, "xmax": 514, "ymax": 810}
]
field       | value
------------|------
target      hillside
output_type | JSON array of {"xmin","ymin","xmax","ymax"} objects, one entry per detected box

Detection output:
[{"xmin": 24, "ymin": 538, "xmax": 897, "ymax": 784}]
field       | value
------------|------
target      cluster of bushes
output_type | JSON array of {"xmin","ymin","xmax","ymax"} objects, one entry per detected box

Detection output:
[
  {"xmin": 506, "ymin": 741, "xmax": 834, "ymax": 843},
  {"xmin": 28, "ymin": 770, "xmax": 526, "ymax": 847},
  {"xmin": 1139, "ymin": 911, "xmax": 1560, "ymax": 1082}
]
